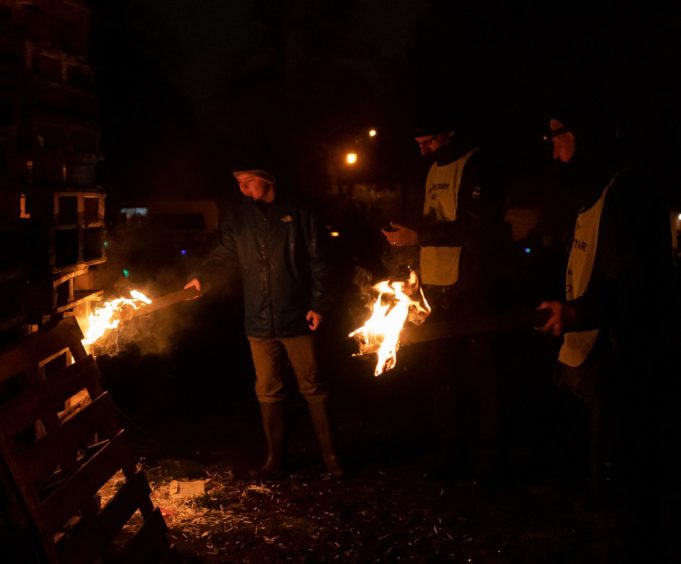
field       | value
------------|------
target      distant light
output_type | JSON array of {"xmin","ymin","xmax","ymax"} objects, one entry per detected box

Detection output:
[
  {"xmin": 368, "ymin": 129, "xmax": 377, "ymax": 137},
  {"xmin": 103, "ymin": 240, "xmax": 109, "ymax": 248},
  {"xmin": 345, "ymin": 152, "xmax": 358, "ymax": 165},
  {"xmin": 121, "ymin": 207, "xmax": 148, "ymax": 219},
  {"xmin": 180, "ymin": 249, "xmax": 187, "ymax": 256},
  {"xmin": 329, "ymin": 231, "xmax": 340, "ymax": 238},
  {"xmin": 678, "ymin": 213, "xmax": 681, "ymax": 221},
  {"xmin": 122, "ymin": 268, "xmax": 130, "ymax": 278},
  {"xmin": 524, "ymin": 247, "xmax": 532, "ymax": 254}
]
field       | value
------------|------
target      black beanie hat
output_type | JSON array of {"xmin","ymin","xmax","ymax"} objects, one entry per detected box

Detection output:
[
  {"xmin": 543, "ymin": 81, "xmax": 620, "ymax": 148},
  {"xmin": 230, "ymin": 143, "xmax": 277, "ymax": 183},
  {"xmin": 411, "ymin": 103, "xmax": 463, "ymax": 137}
]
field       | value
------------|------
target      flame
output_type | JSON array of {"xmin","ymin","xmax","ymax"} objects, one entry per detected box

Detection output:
[
  {"xmin": 81, "ymin": 290, "xmax": 152, "ymax": 350},
  {"xmin": 349, "ymin": 271, "xmax": 430, "ymax": 376}
]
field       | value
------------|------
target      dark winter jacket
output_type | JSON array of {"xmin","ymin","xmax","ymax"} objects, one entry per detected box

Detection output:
[
  {"xmin": 568, "ymin": 166, "xmax": 678, "ymax": 350},
  {"xmin": 201, "ymin": 193, "xmax": 332, "ymax": 338}
]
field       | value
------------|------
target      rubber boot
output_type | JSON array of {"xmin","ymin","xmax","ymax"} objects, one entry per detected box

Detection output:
[
  {"xmin": 308, "ymin": 400, "xmax": 346, "ymax": 479},
  {"xmin": 251, "ymin": 402, "xmax": 286, "ymax": 480}
]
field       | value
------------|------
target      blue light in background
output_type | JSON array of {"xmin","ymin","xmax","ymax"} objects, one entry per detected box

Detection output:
[
  {"xmin": 180, "ymin": 249, "xmax": 187, "ymax": 256},
  {"xmin": 122, "ymin": 268, "xmax": 130, "ymax": 278},
  {"xmin": 524, "ymin": 247, "xmax": 532, "ymax": 254}
]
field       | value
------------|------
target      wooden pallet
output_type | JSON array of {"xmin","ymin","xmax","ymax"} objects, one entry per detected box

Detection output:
[{"xmin": 0, "ymin": 316, "xmax": 170, "ymax": 563}]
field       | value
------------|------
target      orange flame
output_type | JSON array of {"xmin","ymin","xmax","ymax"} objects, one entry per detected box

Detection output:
[
  {"xmin": 349, "ymin": 271, "xmax": 430, "ymax": 376},
  {"xmin": 81, "ymin": 290, "xmax": 152, "ymax": 351}
]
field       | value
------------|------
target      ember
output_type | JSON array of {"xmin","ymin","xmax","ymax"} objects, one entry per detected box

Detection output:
[
  {"xmin": 80, "ymin": 290, "xmax": 153, "ymax": 352},
  {"xmin": 349, "ymin": 270, "xmax": 430, "ymax": 376}
]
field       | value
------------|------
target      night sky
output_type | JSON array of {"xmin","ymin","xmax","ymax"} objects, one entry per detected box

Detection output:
[{"xmin": 90, "ymin": 1, "xmax": 681, "ymax": 204}]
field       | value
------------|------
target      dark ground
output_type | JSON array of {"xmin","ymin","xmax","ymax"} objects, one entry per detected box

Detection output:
[{"xmin": 95, "ymin": 291, "xmax": 617, "ymax": 564}]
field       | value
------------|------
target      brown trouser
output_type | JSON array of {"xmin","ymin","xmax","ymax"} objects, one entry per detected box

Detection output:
[{"xmin": 248, "ymin": 335, "xmax": 328, "ymax": 405}]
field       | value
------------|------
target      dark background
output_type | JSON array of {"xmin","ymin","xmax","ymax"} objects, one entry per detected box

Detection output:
[{"xmin": 90, "ymin": 0, "xmax": 681, "ymax": 206}]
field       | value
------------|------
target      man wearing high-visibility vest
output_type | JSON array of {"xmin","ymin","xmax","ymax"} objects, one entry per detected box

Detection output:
[{"xmin": 538, "ymin": 102, "xmax": 679, "ymax": 564}]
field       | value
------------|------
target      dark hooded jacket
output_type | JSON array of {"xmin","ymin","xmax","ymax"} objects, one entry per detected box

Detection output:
[
  {"xmin": 551, "ymin": 107, "xmax": 678, "ymax": 347},
  {"xmin": 200, "ymin": 193, "xmax": 332, "ymax": 338},
  {"xmin": 566, "ymin": 166, "xmax": 678, "ymax": 352}
]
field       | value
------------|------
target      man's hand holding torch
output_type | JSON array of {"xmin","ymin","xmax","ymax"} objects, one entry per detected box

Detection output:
[
  {"xmin": 184, "ymin": 278, "xmax": 202, "ymax": 295},
  {"xmin": 536, "ymin": 301, "xmax": 577, "ymax": 336},
  {"xmin": 381, "ymin": 222, "xmax": 418, "ymax": 247}
]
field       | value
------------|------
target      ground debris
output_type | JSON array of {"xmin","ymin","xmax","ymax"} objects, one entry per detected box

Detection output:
[
  {"xmin": 169, "ymin": 479, "xmax": 206, "ymax": 498},
  {"xmin": 95, "ymin": 456, "xmax": 608, "ymax": 562}
]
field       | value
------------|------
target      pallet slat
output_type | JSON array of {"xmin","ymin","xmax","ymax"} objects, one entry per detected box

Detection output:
[
  {"xmin": 40, "ymin": 429, "xmax": 132, "ymax": 535},
  {"xmin": 17, "ymin": 393, "xmax": 118, "ymax": 486},
  {"xmin": 0, "ymin": 317, "xmax": 86, "ymax": 383},
  {"xmin": 98, "ymin": 470, "xmax": 152, "ymax": 540},
  {"xmin": 0, "ymin": 355, "xmax": 101, "ymax": 437}
]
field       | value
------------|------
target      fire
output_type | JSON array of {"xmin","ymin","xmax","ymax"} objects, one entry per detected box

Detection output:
[
  {"xmin": 81, "ymin": 290, "xmax": 152, "ymax": 350},
  {"xmin": 349, "ymin": 270, "xmax": 430, "ymax": 376}
]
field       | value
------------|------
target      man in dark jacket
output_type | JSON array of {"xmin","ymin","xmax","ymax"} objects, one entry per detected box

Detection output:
[
  {"xmin": 538, "ymin": 107, "xmax": 680, "ymax": 562},
  {"xmin": 185, "ymin": 162, "xmax": 345, "ymax": 479},
  {"xmin": 381, "ymin": 116, "xmax": 507, "ymax": 480}
]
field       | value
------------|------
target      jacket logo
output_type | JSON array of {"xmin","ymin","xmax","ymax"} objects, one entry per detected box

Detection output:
[{"xmin": 280, "ymin": 215, "xmax": 293, "ymax": 223}]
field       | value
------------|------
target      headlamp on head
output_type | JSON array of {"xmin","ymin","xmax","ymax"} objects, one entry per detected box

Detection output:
[{"xmin": 543, "ymin": 125, "xmax": 571, "ymax": 143}]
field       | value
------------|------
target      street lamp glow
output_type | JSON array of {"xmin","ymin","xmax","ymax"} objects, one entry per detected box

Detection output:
[
  {"xmin": 368, "ymin": 129, "xmax": 377, "ymax": 137},
  {"xmin": 345, "ymin": 152, "xmax": 358, "ymax": 165}
]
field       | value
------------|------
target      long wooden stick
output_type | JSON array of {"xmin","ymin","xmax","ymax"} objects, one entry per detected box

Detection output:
[
  {"xmin": 400, "ymin": 308, "xmax": 551, "ymax": 345},
  {"xmin": 128, "ymin": 288, "xmax": 201, "ymax": 319}
]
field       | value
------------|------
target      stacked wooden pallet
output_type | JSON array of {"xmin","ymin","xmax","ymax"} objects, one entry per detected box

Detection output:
[
  {"xmin": 0, "ymin": 316, "xmax": 170, "ymax": 563},
  {"xmin": 0, "ymin": 0, "xmax": 106, "ymax": 331}
]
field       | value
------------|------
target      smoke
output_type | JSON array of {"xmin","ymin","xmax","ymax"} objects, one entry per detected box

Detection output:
[
  {"xmin": 84, "ymin": 284, "xmax": 201, "ymax": 359},
  {"xmin": 352, "ymin": 266, "xmax": 376, "ymax": 307},
  {"xmin": 117, "ymin": 305, "xmax": 189, "ymax": 357}
]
